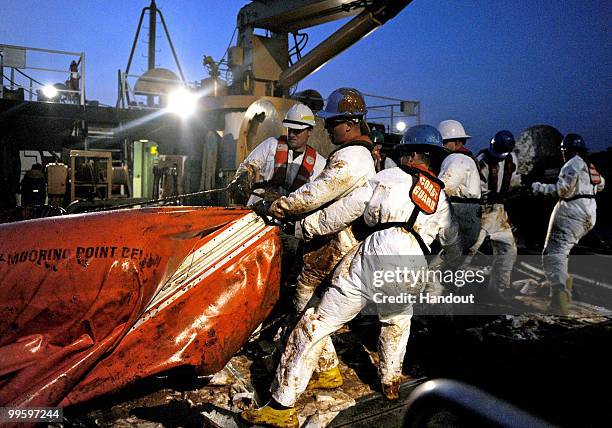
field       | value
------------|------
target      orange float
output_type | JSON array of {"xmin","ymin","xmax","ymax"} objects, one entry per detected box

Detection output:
[{"xmin": 0, "ymin": 207, "xmax": 281, "ymax": 407}]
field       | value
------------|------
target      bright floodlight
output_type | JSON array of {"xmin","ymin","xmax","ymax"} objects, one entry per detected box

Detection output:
[
  {"xmin": 42, "ymin": 85, "xmax": 59, "ymax": 99},
  {"xmin": 396, "ymin": 121, "xmax": 407, "ymax": 132},
  {"xmin": 167, "ymin": 88, "xmax": 197, "ymax": 117}
]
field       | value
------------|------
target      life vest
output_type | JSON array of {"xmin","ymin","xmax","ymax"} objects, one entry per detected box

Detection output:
[
  {"xmin": 268, "ymin": 138, "xmax": 317, "ymax": 192},
  {"xmin": 589, "ymin": 162, "xmax": 602, "ymax": 186},
  {"xmin": 562, "ymin": 160, "xmax": 601, "ymax": 201},
  {"xmin": 478, "ymin": 151, "xmax": 515, "ymax": 204},
  {"xmin": 455, "ymin": 146, "xmax": 472, "ymax": 156},
  {"xmin": 404, "ymin": 164, "xmax": 443, "ymax": 215}
]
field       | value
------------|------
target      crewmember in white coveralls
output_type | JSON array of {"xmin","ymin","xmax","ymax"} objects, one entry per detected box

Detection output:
[
  {"xmin": 256, "ymin": 88, "xmax": 376, "ymax": 390},
  {"xmin": 468, "ymin": 130, "xmax": 521, "ymax": 298},
  {"xmin": 531, "ymin": 133, "xmax": 605, "ymax": 315},
  {"xmin": 228, "ymin": 103, "xmax": 326, "ymax": 206},
  {"xmin": 269, "ymin": 88, "xmax": 377, "ymax": 315},
  {"xmin": 228, "ymin": 103, "xmax": 327, "ymax": 289},
  {"xmin": 241, "ymin": 125, "xmax": 460, "ymax": 427},
  {"xmin": 437, "ymin": 119, "xmax": 482, "ymax": 251}
]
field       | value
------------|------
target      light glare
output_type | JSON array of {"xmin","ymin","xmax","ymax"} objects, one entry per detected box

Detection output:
[
  {"xmin": 42, "ymin": 85, "xmax": 59, "ymax": 99},
  {"xmin": 167, "ymin": 88, "xmax": 198, "ymax": 117}
]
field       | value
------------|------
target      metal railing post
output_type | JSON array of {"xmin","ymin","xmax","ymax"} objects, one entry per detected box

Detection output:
[
  {"xmin": 80, "ymin": 52, "xmax": 85, "ymax": 105},
  {"xmin": 0, "ymin": 52, "xmax": 4, "ymax": 99},
  {"xmin": 117, "ymin": 69, "xmax": 122, "ymax": 108}
]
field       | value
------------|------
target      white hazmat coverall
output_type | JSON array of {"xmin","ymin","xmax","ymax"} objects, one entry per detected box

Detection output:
[
  {"xmin": 532, "ymin": 154, "xmax": 605, "ymax": 290},
  {"xmin": 274, "ymin": 143, "xmax": 376, "ymax": 312},
  {"xmin": 439, "ymin": 152, "xmax": 482, "ymax": 251},
  {"xmin": 273, "ymin": 142, "xmax": 376, "ymax": 373},
  {"xmin": 468, "ymin": 152, "xmax": 521, "ymax": 292},
  {"xmin": 272, "ymin": 167, "xmax": 461, "ymax": 407}
]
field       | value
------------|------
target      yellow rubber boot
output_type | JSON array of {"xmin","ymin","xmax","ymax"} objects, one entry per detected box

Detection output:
[
  {"xmin": 241, "ymin": 404, "xmax": 298, "ymax": 428},
  {"xmin": 382, "ymin": 380, "xmax": 400, "ymax": 400},
  {"xmin": 566, "ymin": 276, "xmax": 573, "ymax": 295},
  {"xmin": 549, "ymin": 278, "xmax": 571, "ymax": 317},
  {"xmin": 307, "ymin": 366, "xmax": 343, "ymax": 390}
]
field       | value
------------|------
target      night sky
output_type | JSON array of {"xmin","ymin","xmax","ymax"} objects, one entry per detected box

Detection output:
[{"xmin": 1, "ymin": 0, "xmax": 610, "ymax": 151}]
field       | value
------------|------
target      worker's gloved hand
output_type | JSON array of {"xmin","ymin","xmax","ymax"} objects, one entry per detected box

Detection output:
[
  {"xmin": 269, "ymin": 198, "xmax": 287, "ymax": 220},
  {"xmin": 531, "ymin": 181, "xmax": 543, "ymax": 195},
  {"xmin": 260, "ymin": 189, "xmax": 282, "ymax": 203},
  {"xmin": 228, "ymin": 169, "xmax": 253, "ymax": 198},
  {"xmin": 250, "ymin": 199, "xmax": 270, "ymax": 217},
  {"xmin": 251, "ymin": 200, "xmax": 285, "ymax": 227},
  {"xmin": 250, "ymin": 185, "xmax": 282, "ymax": 204}
]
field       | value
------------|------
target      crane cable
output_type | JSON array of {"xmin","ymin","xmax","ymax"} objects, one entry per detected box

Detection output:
[{"xmin": 91, "ymin": 186, "xmax": 230, "ymax": 212}]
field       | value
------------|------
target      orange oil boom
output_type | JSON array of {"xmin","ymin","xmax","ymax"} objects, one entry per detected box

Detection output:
[{"xmin": 0, "ymin": 207, "xmax": 281, "ymax": 407}]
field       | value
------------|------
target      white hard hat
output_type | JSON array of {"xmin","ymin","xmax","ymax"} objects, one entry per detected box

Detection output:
[
  {"xmin": 283, "ymin": 103, "xmax": 316, "ymax": 129},
  {"xmin": 438, "ymin": 119, "xmax": 471, "ymax": 141}
]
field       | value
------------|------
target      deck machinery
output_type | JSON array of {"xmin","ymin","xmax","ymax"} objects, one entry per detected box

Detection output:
[{"xmin": 0, "ymin": 0, "xmax": 412, "ymax": 212}]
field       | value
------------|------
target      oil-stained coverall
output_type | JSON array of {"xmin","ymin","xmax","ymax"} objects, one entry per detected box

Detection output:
[
  {"xmin": 270, "ymin": 140, "xmax": 376, "ymax": 372},
  {"xmin": 271, "ymin": 166, "xmax": 460, "ymax": 406},
  {"xmin": 271, "ymin": 140, "xmax": 376, "ymax": 311},
  {"xmin": 439, "ymin": 150, "xmax": 482, "ymax": 251},
  {"xmin": 532, "ymin": 154, "xmax": 605, "ymax": 292},
  {"xmin": 468, "ymin": 152, "xmax": 521, "ymax": 292}
]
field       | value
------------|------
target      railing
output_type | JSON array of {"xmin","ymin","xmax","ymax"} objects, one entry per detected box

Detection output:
[
  {"xmin": 0, "ymin": 43, "xmax": 85, "ymax": 105},
  {"xmin": 363, "ymin": 92, "xmax": 421, "ymax": 134}
]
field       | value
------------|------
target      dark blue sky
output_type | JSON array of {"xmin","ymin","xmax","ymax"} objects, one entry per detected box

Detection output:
[{"xmin": 1, "ymin": 0, "xmax": 610, "ymax": 151}]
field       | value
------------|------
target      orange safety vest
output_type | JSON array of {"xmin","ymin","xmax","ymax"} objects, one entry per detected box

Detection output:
[
  {"xmin": 269, "ymin": 139, "xmax": 317, "ymax": 192},
  {"xmin": 589, "ymin": 162, "xmax": 602, "ymax": 186},
  {"xmin": 477, "ymin": 151, "xmax": 515, "ymax": 204}
]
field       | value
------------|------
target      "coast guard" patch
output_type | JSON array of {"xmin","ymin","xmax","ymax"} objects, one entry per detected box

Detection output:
[{"xmin": 410, "ymin": 173, "xmax": 441, "ymax": 215}]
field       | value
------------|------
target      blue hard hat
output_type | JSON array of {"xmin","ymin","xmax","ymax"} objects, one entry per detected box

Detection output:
[
  {"xmin": 401, "ymin": 125, "xmax": 443, "ymax": 146},
  {"xmin": 395, "ymin": 125, "xmax": 448, "ymax": 156},
  {"xmin": 560, "ymin": 133, "xmax": 587, "ymax": 152},
  {"xmin": 487, "ymin": 130, "xmax": 515, "ymax": 160}
]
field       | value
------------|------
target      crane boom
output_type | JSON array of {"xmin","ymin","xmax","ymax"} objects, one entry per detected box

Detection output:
[{"xmin": 230, "ymin": 0, "xmax": 413, "ymax": 96}]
